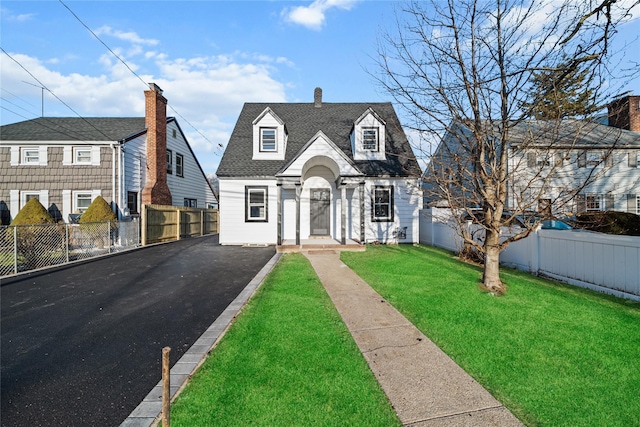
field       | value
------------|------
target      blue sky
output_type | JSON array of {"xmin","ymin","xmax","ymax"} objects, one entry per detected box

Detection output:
[{"xmin": 1, "ymin": 1, "xmax": 639, "ymax": 176}]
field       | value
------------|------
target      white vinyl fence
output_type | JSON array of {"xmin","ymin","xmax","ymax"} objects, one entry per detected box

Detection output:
[
  {"xmin": 419, "ymin": 208, "xmax": 640, "ymax": 300},
  {"xmin": 0, "ymin": 219, "xmax": 140, "ymax": 277}
]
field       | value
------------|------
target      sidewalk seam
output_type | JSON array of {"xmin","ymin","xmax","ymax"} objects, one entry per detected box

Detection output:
[{"xmin": 404, "ymin": 404, "xmax": 508, "ymax": 425}]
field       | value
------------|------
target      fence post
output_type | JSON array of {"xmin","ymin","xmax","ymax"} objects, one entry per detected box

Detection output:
[
  {"xmin": 65, "ymin": 224, "xmax": 69, "ymax": 263},
  {"xmin": 13, "ymin": 226, "xmax": 17, "ymax": 275},
  {"xmin": 107, "ymin": 221, "xmax": 111, "ymax": 254},
  {"xmin": 176, "ymin": 208, "xmax": 181, "ymax": 241},
  {"xmin": 141, "ymin": 205, "xmax": 147, "ymax": 246},
  {"xmin": 162, "ymin": 346, "xmax": 171, "ymax": 427},
  {"xmin": 201, "ymin": 210, "xmax": 204, "ymax": 237}
]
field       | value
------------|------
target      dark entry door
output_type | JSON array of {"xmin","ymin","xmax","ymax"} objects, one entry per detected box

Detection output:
[{"xmin": 310, "ymin": 188, "xmax": 330, "ymax": 236}]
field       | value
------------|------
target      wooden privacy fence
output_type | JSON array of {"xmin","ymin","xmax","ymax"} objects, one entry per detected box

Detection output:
[{"xmin": 142, "ymin": 204, "xmax": 218, "ymax": 245}]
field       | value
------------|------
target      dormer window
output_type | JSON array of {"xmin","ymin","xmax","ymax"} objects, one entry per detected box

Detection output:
[
  {"xmin": 252, "ymin": 107, "xmax": 286, "ymax": 160},
  {"xmin": 362, "ymin": 128, "xmax": 379, "ymax": 151},
  {"xmin": 352, "ymin": 108, "xmax": 386, "ymax": 161},
  {"xmin": 260, "ymin": 128, "xmax": 277, "ymax": 152}
]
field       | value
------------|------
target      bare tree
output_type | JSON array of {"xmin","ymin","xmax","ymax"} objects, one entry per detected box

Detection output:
[{"xmin": 375, "ymin": 0, "xmax": 639, "ymax": 294}]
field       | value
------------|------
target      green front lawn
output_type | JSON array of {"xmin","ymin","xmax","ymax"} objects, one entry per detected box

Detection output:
[
  {"xmin": 342, "ymin": 244, "xmax": 640, "ymax": 427},
  {"xmin": 168, "ymin": 253, "xmax": 400, "ymax": 426}
]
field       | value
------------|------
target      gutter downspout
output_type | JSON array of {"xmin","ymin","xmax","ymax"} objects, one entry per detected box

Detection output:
[
  {"xmin": 111, "ymin": 143, "xmax": 117, "ymax": 217},
  {"xmin": 120, "ymin": 140, "xmax": 125, "ymax": 219}
]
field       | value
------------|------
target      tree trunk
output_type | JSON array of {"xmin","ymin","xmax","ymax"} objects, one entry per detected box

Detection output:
[{"xmin": 482, "ymin": 229, "xmax": 506, "ymax": 295}]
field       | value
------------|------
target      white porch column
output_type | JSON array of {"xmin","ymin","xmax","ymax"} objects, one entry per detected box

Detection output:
[
  {"xmin": 341, "ymin": 185, "xmax": 346, "ymax": 245},
  {"xmin": 295, "ymin": 182, "xmax": 301, "ymax": 245},
  {"xmin": 359, "ymin": 182, "xmax": 365, "ymax": 243},
  {"xmin": 276, "ymin": 183, "xmax": 282, "ymax": 245}
]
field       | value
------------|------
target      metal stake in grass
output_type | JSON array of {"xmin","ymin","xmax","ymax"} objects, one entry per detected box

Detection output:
[{"xmin": 162, "ymin": 346, "xmax": 171, "ymax": 427}]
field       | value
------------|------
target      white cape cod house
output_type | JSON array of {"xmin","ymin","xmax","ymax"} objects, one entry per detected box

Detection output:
[{"xmin": 217, "ymin": 88, "xmax": 423, "ymax": 248}]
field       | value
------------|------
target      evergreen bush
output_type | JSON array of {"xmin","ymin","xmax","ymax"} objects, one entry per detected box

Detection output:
[
  {"xmin": 576, "ymin": 211, "xmax": 640, "ymax": 236},
  {"xmin": 79, "ymin": 196, "xmax": 117, "ymax": 224},
  {"xmin": 8, "ymin": 198, "xmax": 60, "ymax": 270},
  {"xmin": 10, "ymin": 198, "xmax": 54, "ymax": 225}
]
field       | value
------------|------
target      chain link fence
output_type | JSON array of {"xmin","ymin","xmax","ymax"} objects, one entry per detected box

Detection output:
[{"xmin": 0, "ymin": 219, "xmax": 140, "ymax": 277}]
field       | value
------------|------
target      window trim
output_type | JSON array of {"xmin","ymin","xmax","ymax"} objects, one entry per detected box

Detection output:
[
  {"xmin": 74, "ymin": 192, "xmax": 93, "ymax": 214},
  {"xmin": 245, "ymin": 186, "xmax": 268, "ymax": 222},
  {"xmin": 362, "ymin": 127, "xmax": 379, "ymax": 151},
  {"xmin": 127, "ymin": 191, "xmax": 139, "ymax": 215},
  {"xmin": 21, "ymin": 147, "xmax": 40, "ymax": 164},
  {"xmin": 167, "ymin": 149, "xmax": 173, "ymax": 174},
  {"xmin": 21, "ymin": 191, "xmax": 41, "ymax": 208},
  {"xmin": 260, "ymin": 128, "xmax": 277, "ymax": 152},
  {"xmin": 371, "ymin": 185, "xmax": 394, "ymax": 222},
  {"xmin": 176, "ymin": 153, "xmax": 184, "ymax": 177},
  {"xmin": 73, "ymin": 147, "xmax": 92, "ymax": 164},
  {"xmin": 585, "ymin": 193, "xmax": 606, "ymax": 212},
  {"xmin": 586, "ymin": 151, "xmax": 603, "ymax": 167}
]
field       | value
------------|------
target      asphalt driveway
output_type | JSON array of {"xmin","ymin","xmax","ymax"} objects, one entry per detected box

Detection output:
[{"xmin": 1, "ymin": 234, "xmax": 275, "ymax": 427}]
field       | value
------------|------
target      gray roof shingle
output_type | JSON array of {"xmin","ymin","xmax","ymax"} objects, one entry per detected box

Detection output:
[
  {"xmin": 216, "ymin": 102, "xmax": 422, "ymax": 178},
  {"xmin": 0, "ymin": 117, "xmax": 148, "ymax": 142}
]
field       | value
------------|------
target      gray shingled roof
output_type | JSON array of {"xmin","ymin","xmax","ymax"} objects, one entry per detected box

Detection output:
[
  {"xmin": 0, "ymin": 117, "xmax": 147, "ymax": 142},
  {"xmin": 449, "ymin": 119, "xmax": 640, "ymax": 148},
  {"xmin": 509, "ymin": 119, "xmax": 640, "ymax": 148},
  {"xmin": 217, "ymin": 102, "xmax": 422, "ymax": 178}
]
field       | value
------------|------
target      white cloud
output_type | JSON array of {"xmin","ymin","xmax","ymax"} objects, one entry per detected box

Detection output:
[
  {"xmin": 0, "ymin": 49, "xmax": 288, "ymax": 174},
  {"xmin": 95, "ymin": 26, "xmax": 159, "ymax": 46},
  {"xmin": 0, "ymin": 8, "xmax": 35, "ymax": 22},
  {"xmin": 283, "ymin": 0, "xmax": 360, "ymax": 30}
]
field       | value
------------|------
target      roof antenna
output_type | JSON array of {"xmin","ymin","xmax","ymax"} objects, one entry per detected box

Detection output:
[{"xmin": 22, "ymin": 81, "xmax": 45, "ymax": 117}]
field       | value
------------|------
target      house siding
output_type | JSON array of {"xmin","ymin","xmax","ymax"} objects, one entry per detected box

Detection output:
[
  {"xmin": 1, "ymin": 145, "xmax": 113, "ymax": 221},
  {"xmin": 508, "ymin": 147, "xmax": 640, "ymax": 213},
  {"xmin": 219, "ymin": 179, "xmax": 277, "ymax": 245},
  {"xmin": 364, "ymin": 178, "xmax": 421, "ymax": 243},
  {"xmin": 165, "ymin": 122, "xmax": 217, "ymax": 208}
]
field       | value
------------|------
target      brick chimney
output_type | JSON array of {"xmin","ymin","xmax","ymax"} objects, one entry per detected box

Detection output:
[
  {"xmin": 314, "ymin": 87, "xmax": 322, "ymax": 108},
  {"xmin": 607, "ymin": 94, "xmax": 640, "ymax": 132},
  {"xmin": 141, "ymin": 83, "xmax": 172, "ymax": 205}
]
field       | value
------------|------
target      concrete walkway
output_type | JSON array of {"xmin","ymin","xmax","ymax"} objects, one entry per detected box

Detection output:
[{"xmin": 303, "ymin": 250, "xmax": 524, "ymax": 427}]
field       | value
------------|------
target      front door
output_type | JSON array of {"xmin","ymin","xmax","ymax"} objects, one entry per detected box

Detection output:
[{"xmin": 310, "ymin": 188, "xmax": 330, "ymax": 236}]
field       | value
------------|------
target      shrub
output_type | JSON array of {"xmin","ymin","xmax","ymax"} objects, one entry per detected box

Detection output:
[
  {"xmin": 576, "ymin": 211, "xmax": 640, "ymax": 236},
  {"xmin": 8, "ymin": 198, "xmax": 61, "ymax": 271},
  {"xmin": 78, "ymin": 196, "xmax": 118, "ymax": 249},
  {"xmin": 10, "ymin": 198, "xmax": 54, "ymax": 226},
  {"xmin": 79, "ymin": 196, "xmax": 117, "ymax": 224}
]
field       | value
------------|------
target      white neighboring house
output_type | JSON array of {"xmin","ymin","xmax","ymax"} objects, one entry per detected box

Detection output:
[
  {"xmin": 0, "ymin": 84, "xmax": 217, "ymax": 223},
  {"xmin": 216, "ymin": 88, "xmax": 423, "ymax": 246},
  {"xmin": 424, "ymin": 94, "xmax": 640, "ymax": 215}
]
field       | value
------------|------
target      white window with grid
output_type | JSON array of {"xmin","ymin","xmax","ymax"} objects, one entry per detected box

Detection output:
[
  {"xmin": 362, "ymin": 128, "xmax": 379, "ymax": 151},
  {"xmin": 586, "ymin": 152, "xmax": 603, "ymax": 166},
  {"xmin": 22, "ymin": 148, "xmax": 40, "ymax": 164},
  {"xmin": 245, "ymin": 186, "xmax": 267, "ymax": 221},
  {"xmin": 74, "ymin": 192, "xmax": 93, "ymax": 213},
  {"xmin": 74, "ymin": 147, "xmax": 92, "ymax": 164},
  {"xmin": 586, "ymin": 194, "xmax": 604, "ymax": 211},
  {"xmin": 260, "ymin": 128, "xmax": 277, "ymax": 152},
  {"xmin": 10, "ymin": 146, "xmax": 47, "ymax": 166}
]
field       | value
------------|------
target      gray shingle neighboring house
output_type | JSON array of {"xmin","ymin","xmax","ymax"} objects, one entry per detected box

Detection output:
[
  {"xmin": 217, "ymin": 88, "xmax": 423, "ymax": 246},
  {"xmin": 0, "ymin": 85, "xmax": 217, "ymax": 224},
  {"xmin": 423, "ymin": 94, "xmax": 640, "ymax": 215}
]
